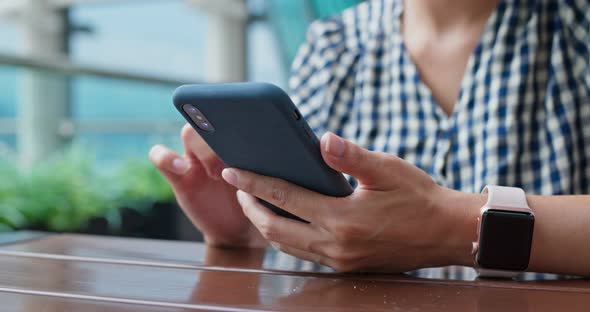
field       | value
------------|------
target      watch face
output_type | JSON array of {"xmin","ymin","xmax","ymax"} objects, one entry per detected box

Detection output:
[{"xmin": 477, "ymin": 209, "xmax": 535, "ymax": 271}]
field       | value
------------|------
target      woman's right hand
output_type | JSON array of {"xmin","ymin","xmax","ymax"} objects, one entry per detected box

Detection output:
[{"xmin": 149, "ymin": 124, "xmax": 267, "ymax": 248}]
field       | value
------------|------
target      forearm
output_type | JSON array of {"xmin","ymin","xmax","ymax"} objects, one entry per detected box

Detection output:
[
  {"xmin": 526, "ymin": 195, "xmax": 590, "ymax": 276},
  {"xmin": 448, "ymin": 191, "xmax": 590, "ymax": 276}
]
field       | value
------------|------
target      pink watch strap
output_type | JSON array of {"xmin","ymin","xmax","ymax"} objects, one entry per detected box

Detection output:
[{"xmin": 482, "ymin": 185, "xmax": 532, "ymax": 213}]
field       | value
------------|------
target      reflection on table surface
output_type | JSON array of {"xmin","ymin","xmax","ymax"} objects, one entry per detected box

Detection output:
[
  {"xmin": 0, "ymin": 233, "xmax": 587, "ymax": 312},
  {"xmin": 0, "ymin": 233, "xmax": 574, "ymax": 280}
]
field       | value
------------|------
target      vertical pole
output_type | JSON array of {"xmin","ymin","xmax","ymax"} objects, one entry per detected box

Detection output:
[
  {"xmin": 17, "ymin": 0, "xmax": 69, "ymax": 171},
  {"xmin": 202, "ymin": 1, "xmax": 248, "ymax": 82}
]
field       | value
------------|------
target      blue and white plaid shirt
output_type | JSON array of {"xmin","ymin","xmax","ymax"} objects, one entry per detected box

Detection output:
[
  {"xmin": 289, "ymin": 0, "xmax": 590, "ymax": 196},
  {"xmin": 282, "ymin": 0, "xmax": 590, "ymax": 279}
]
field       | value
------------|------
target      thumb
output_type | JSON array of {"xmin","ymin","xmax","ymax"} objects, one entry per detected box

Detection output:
[{"xmin": 320, "ymin": 132, "xmax": 397, "ymax": 189}]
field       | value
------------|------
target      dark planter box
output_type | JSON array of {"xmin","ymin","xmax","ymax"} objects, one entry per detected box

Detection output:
[{"xmin": 27, "ymin": 201, "xmax": 203, "ymax": 242}]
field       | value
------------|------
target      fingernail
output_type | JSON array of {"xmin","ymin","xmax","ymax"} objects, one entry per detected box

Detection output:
[
  {"xmin": 325, "ymin": 133, "xmax": 345, "ymax": 157},
  {"xmin": 222, "ymin": 168, "xmax": 238, "ymax": 186},
  {"xmin": 149, "ymin": 145, "xmax": 165, "ymax": 161},
  {"xmin": 236, "ymin": 190, "xmax": 247, "ymax": 205},
  {"xmin": 171, "ymin": 158, "xmax": 190, "ymax": 175}
]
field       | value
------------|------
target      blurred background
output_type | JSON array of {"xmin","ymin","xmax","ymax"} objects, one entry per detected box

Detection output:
[{"xmin": 0, "ymin": 0, "xmax": 361, "ymax": 241}]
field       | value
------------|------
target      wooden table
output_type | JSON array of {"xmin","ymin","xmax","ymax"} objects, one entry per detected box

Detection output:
[{"xmin": 0, "ymin": 232, "xmax": 588, "ymax": 311}]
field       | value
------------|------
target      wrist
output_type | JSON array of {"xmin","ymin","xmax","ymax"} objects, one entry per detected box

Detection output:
[{"xmin": 434, "ymin": 187, "xmax": 486, "ymax": 267}]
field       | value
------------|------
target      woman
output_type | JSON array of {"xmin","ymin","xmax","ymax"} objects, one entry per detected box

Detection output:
[{"xmin": 150, "ymin": 0, "xmax": 590, "ymax": 276}]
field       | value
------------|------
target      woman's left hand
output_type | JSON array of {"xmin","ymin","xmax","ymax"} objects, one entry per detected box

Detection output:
[{"xmin": 221, "ymin": 132, "xmax": 485, "ymax": 272}]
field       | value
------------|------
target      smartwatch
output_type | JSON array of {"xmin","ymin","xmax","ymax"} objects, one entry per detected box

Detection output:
[{"xmin": 472, "ymin": 185, "xmax": 535, "ymax": 278}]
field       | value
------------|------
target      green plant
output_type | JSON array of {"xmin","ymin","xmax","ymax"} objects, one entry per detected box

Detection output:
[
  {"xmin": 113, "ymin": 158, "xmax": 175, "ymax": 212},
  {"xmin": 0, "ymin": 161, "xmax": 27, "ymax": 230},
  {"xmin": 18, "ymin": 148, "xmax": 117, "ymax": 231},
  {"xmin": 0, "ymin": 145, "xmax": 175, "ymax": 233}
]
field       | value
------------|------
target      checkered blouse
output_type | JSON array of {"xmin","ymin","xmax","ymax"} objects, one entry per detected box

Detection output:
[{"xmin": 289, "ymin": 0, "xmax": 590, "ymax": 196}]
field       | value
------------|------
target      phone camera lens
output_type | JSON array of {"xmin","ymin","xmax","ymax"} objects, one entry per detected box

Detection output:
[
  {"xmin": 182, "ymin": 104, "xmax": 215, "ymax": 132},
  {"xmin": 198, "ymin": 121, "xmax": 214, "ymax": 132}
]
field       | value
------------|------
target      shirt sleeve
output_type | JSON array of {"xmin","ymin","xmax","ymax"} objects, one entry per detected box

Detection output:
[
  {"xmin": 576, "ymin": 0, "xmax": 590, "ymax": 87},
  {"xmin": 561, "ymin": 0, "xmax": 590, "ymax": 87},
  {"xmin": 288, "ymin": 16, "xmax": 359, "ymax": 137}
]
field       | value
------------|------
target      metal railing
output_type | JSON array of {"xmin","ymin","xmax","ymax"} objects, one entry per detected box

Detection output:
[
  {"xmin": 0, "ymin": 53, "xmax": 191, "ymax": 138},
  {"xmin": 0, "ymin": 53, "xmax": 194, "ymax": 87}
]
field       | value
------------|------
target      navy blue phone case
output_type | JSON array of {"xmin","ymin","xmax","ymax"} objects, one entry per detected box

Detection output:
[{"xmin": 173, "ymin": 82, "xmax": 353, "ymax": 222}]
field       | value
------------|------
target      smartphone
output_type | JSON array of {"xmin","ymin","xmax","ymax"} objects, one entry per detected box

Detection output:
[{"xmin": 173, "ymin": 82, "xmax": 353, "ymax": 222}]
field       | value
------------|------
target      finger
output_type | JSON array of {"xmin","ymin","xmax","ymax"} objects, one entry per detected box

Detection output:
[
  {"xmin": 181, "ymin": 123, "xmax": 225, "ymax": 181},
  {"xmin": 149, "ymin": 144, "xmax": 191, "ymax": 177},
  {"xmin": 224, "ymin": 169, "xmax": 337, "ymax": 224},
  {"xmin": 320, "ymin": 132, "xmax": 399, "ymax": 189},
  {"xmin": 237, "ymin": 190, "xmax": 327, "ymax": 251},
  {"xmin": 149, "ymin": 144, "xmax": 206, "ymax": 191}
]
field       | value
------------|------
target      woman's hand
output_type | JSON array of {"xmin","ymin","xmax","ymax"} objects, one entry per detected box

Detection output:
[
  {"xmin": 149, "ymin": 124, "xmax": 267, "ymax": 248},
  {"xmin": 222, "ymin": 132, "xmax": 485, "ymax": 272}
]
